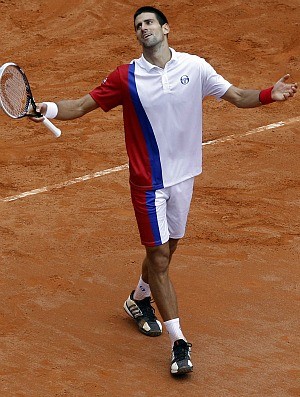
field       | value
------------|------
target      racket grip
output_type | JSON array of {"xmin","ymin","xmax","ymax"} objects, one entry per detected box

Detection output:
[{"xmin": 42, "ymin": 117, "xmax": 61, "ymax": 138}]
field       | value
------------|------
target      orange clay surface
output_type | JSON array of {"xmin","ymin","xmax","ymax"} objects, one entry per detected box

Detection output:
[{"xmin": 0, "ymin": 1, "xmax": 299, "ymax": 396}]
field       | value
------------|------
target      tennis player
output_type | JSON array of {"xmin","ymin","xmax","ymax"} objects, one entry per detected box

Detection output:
[{"xmin": 33, "ymin": 6, "xmax": 297, "ymax": 375}]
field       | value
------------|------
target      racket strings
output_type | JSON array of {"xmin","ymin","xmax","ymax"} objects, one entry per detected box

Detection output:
[{"xmin": 0, "ymin": 66, "xmax": 29, "ymax": 117}]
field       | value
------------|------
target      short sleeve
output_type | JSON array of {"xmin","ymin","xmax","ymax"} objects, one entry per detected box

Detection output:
[
  {"xmin": 90, "ymin": 68, "xmax": 123, "ymax": 112},
  {"xmin": 201, "ymin": 60, "xmax": 232, "ymax": 99}
]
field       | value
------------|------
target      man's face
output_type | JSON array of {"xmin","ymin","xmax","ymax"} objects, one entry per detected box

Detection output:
[{"xmin": 134, "ymin": 12, "xmax": 169, "ymax": 48}]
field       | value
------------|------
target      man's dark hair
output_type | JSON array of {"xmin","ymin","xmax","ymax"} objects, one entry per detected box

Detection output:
[{"xmin": 134, "ymin": 6, "xmax": 168, "ymax": 28}]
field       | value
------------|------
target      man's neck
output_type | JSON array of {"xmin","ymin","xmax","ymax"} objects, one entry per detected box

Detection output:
[{"xmin": 143, "ymin": 42, "xmax": 172, "ymax": 69}]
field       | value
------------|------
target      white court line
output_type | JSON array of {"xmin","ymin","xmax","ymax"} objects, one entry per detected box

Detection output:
[
  {"xmin": 202, "ymin": 116, "xmax": 300, "ymax": 146},
  {"xmin": 1, "ymin": 164, "xmax": 129, "ymax": 203},
  {"xmin": 1, "ymin": 116, "xmax": 299, "ymax": 203}
]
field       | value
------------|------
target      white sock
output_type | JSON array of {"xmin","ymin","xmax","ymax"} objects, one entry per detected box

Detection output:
[
  {"xmin": 164, "ymin": 318, "xmax": 186, "ymax": 346},
  {"xmin": 133, "ymin": 276, "xmax": 151, "ymax": 300}
]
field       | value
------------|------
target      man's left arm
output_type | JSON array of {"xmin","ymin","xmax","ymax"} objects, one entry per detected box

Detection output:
[{"xmin": 222, "ymin": 74, "xmax": 298, "ymax": 108}]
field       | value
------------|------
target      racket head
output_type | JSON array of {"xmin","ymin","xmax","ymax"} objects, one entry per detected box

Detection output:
[{"xmin": 0, "ymin": 62, "xmax": 39, "ymax": 119}]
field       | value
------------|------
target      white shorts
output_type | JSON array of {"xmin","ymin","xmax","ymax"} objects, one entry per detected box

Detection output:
[{"xmin": 130, "ymin": 177, "xmax": 194, "ymax": 247}]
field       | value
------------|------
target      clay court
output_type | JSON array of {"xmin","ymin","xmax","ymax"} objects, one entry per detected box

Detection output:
[{"xmin": 0, "ymin": 0, "xmax": 299, "ymax": 396}]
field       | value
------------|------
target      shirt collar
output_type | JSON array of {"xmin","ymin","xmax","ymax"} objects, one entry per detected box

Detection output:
[{"xmin": 136, "ymin": 47, "xmax": 178, "ymax": 72}]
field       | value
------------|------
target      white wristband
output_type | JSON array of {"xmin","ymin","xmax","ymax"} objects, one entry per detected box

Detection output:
[{"xmin": 43, "ymin": 102, "xmax": 58, "ymax": 119}]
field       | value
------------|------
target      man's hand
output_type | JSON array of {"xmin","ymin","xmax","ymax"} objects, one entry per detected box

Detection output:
[
  {"xmin": 272, "ymin": 75, "xmax": 298, "ymax": 101},
  {"xmin": 28, "ymin": 102, "xmax": 47, "ymax": 123}
]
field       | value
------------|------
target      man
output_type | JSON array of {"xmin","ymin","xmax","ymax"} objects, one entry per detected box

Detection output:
[{"xmin": 33, "ymin": 6, "xmax": 297, "ymax": 375}]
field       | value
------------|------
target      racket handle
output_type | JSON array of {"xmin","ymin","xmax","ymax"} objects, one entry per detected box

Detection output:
[{"xmin": 42, "ymin": 117, "xmax": 61, "ymax": 138}]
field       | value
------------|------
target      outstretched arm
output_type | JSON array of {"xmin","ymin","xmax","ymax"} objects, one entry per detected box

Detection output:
[
  {"xmin": 33, "ymin": 94, "xmax": 99, "ymax": 121},
  {"xmin": 222, "ymin": 74, "xmax": 298, "ymax": 108}
]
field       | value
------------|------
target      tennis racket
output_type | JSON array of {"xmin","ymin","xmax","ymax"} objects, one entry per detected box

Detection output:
[{"xmin": 0, "ymin": 62, "xmax": 61, "ymax": 137}]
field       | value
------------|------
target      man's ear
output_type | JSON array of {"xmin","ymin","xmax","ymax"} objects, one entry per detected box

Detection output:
[{"xmin": 162, "ymin": 23, "xmax": 170, "ymax": 35}]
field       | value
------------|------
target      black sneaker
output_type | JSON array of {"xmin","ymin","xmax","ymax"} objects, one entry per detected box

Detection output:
[
  {"xmin": 123, "ymin": 290, "xmax": 162, "ymax": 337},
  {"xmin": 170, "ymin": 339, "xmax": 193, "ymax": 375}
]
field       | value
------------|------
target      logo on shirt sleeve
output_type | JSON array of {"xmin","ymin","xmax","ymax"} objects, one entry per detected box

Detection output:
[{"xmin": 180, "ymin": 75, "xmax": 190, "ymax": 85}]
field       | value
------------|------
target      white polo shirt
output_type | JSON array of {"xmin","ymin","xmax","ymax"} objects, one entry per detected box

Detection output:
[{"xmin": 90, "ymin": 48, "xmax": 231, "ymax": 190}]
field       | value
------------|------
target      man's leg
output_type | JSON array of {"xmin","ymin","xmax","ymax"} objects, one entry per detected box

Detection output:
[
  {"xmin": 141, "ymin": 238, "xmax": 178, "ymax": 321},
  {"xmin": 142, "ymin": 239, "xmax": 188, "ymax": 343},
  {"xmin": 141, "ymin": 238, "xmax": 193, "ymax": 375}
]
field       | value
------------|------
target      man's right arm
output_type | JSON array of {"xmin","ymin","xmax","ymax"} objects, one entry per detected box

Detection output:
[{"xmin": 39, "ymin": 94, "xmax": 99, "ymax": 121}]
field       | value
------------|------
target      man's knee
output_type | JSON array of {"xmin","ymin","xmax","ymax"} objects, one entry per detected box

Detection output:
[{"xmin": 146, "ymin": 242, "xmax": 170, "ymax": 274}]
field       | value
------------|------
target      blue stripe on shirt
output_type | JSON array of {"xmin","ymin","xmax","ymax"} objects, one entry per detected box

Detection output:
[{"xmin": 128, "ymin": 62, "xmax": 163, "ymax": 189}]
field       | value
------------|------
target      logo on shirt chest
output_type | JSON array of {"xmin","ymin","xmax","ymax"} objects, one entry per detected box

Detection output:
[{"xmin": 180, "ymin": 75, "xmax": 190, "ymax": 85}]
